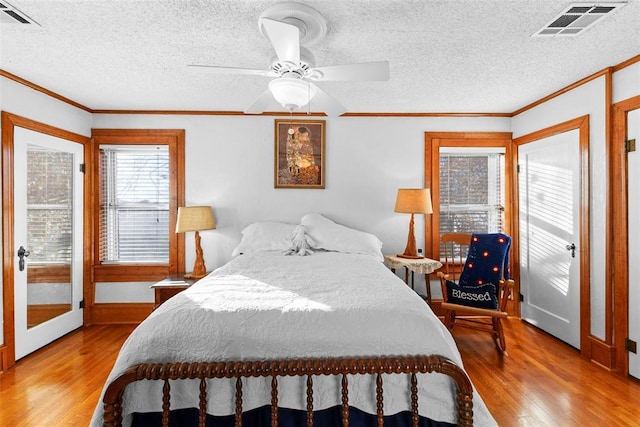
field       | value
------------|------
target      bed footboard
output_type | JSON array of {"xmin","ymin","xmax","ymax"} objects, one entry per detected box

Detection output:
[{"xmin": 103, "ymin": 355, "xmax": 473, "ymax": 427}]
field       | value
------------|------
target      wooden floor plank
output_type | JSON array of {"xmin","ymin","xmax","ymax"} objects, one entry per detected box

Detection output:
[
  {"xmin": 452, "ymin": 319, "xmax": 640, "ymax": 426},
  {"xmin": 0, "ymin": 324, "xmax": 135, "ymax": 427},
  {"xmin": 0, "ymin": 319, "xmax": 639, "ymax": 426}
]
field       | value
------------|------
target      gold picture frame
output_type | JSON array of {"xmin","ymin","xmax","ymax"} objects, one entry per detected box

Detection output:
[{"xmin": 274, "ymin": 119, "xmax": 326, "ymax": 189}]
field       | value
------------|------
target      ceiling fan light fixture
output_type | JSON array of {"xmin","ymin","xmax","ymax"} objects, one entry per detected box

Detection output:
[
  {"xmin": 193, "ymin": 2, "xmax": 383, "ymax": 116},
  {"xmin": 269, "ymin": 78, "xmax": 317, "ymax": 111}
]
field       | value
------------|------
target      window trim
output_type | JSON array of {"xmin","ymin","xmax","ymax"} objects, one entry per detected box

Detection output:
[
  {"xmin": 90, "ymin": 129, "xmax": 185, "ymax": 282},
  {"xmin": 424, "ymin": 132, "xmax": 514, "ymax": 261}
]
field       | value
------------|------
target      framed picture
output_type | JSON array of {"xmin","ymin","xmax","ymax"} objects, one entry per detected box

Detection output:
[{"xmin": 274, "ymin": 119, "xmax": 326, "ymax": 189}]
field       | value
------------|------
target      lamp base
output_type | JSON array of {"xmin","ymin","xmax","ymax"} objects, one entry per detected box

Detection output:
[
  {"xmin": 396, "ymin": 253, "xmax": 424, "ymax": 259},
  {"xmin": 186, "ymin": 230, "xmax": 208, "ymax": 280},
  {"xmin": 184, "ymin": 271, "xmax": 208, "ymax": 280},
  {"xmin": 398, "ymin": 213, "xmax": 423, "ymax": 259}
]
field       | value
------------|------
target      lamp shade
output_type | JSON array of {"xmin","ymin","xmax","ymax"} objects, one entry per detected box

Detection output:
[
  {"xmin": 175, "ymin": 206, "xmax": 216, "ymax": 233},
  {"xmin": 394, "ymin": 189, "xmax": 433, "ymax": 214},
  {"xmin": 269, "ymin": 78, "xmax": 317, "ymax": 111}
]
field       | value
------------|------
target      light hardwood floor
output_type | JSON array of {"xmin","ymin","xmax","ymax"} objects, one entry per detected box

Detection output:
[
  {"xmin": 455, "ymin": 320, "xmax": 640, "ymax": 426},
  {"xmin": 0, "ymin": 319, "xmax": 639, "ymax": 426}
]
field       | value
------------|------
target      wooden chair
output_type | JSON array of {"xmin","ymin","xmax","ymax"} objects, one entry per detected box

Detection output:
[{"xmin": 437, "ymin": 233, "xmax": 514, "ymax": 352}]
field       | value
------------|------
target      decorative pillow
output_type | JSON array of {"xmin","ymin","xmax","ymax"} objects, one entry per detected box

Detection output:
[
  {"xmin": 300, "ymin": 213, "xmax": 383, "ymax": 260},
  {"xmin": 231, "ymin": 221, "xmax": 297, "ymax": 256},
  {"xmin": 283, "ymin": 224, "xmax": 315, "ymax": 256},
  {"xmin": 445, "ymin": 280, "xmax": 498, "ymax": 310}
]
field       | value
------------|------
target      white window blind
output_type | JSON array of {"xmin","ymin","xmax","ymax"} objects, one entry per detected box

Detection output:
[
  {"xmin": 27, "ymin": 146, "xmax": 73, "ymax": 264},
  {"xmin": 439, "ymin": 148, "xmax": 505, "ymax": 252},
  {"xmin": 99, "ymin": 145, "xmax": 169, "ymax": 264}
]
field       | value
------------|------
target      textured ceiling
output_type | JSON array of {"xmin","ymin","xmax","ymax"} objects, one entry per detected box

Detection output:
[{"xmin": 1, "ymin": 0, "xmax": 639, "ymax": 114}]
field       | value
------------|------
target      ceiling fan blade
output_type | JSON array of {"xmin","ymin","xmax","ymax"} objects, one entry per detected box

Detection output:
[
  {"xmin": 309, "ymin": 61, "xmax": 390, "ymax": 81},
  {"xmin": 260, "ymin": 18, "xmax": 300, "ymax": 64},
  {"xmin": 187, "ymin": 64, "xmax": 275, "ymax": 77},
  {"xmin": 244, "ymin": 89, "xmax": 277, "ymax": 114},
  {"xmin": 309, "ymin": 83, "xmax": 347, "ymax": 117}
]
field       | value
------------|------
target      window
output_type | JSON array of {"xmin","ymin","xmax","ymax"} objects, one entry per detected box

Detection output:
[
  {"xmin": 27, "ymin": 145, "xmax": 73, "ymax": 264},
  {"xmin": 91, "ymin": 129, "xmax": 185, "ymax": 281},
  {"xmin": 439, "ymin": 147, "xmax": 505, "ymax": 235},
  {"xmin": 99, "ymin": 145, "xmax": 169, "ymax": 263}
]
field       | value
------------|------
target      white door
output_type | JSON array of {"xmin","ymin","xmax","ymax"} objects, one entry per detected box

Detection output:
[
  {"xmin": 628, "ymin": 108, "xmax": 640, "ymax": 379},
  {"xmin": 519, "ymin": 129, "xmax": 581, "ymax": 348},
  {"xmin": 13, "ymin": 127, "xmax": 84, "ymax": 360}
]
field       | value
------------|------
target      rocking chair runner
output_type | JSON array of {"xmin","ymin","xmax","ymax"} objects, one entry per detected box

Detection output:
[{"xmin": 437, "ymin": 233, "xmax": 515, "ymax": 352}]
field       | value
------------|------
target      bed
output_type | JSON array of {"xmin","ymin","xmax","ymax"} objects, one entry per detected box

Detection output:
[{"xmin": 91, "ymin": 216, "xmax": 497, "ymax": 427}]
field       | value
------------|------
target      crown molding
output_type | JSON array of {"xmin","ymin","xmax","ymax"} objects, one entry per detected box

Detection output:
[
  {"xmin": 0, "ymin": 69, "xmax": 92, "ymax": 112},
  {"xmin": 2, "ymin": 52, "xmax": 639, "ymax": 118}
]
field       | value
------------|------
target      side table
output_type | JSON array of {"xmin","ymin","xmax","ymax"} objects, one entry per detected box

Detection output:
[
  {"xmin": 384, "ymin": 255, "xmax": 442, "ymax": 307},
  {"xmin": 150, "ymin": 274, "xmax": 199, "ymax": 309}
]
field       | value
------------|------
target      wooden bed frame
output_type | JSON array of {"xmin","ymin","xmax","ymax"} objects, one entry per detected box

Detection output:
[{"xmin": 103, "ymin": 354, "xmax": 474, "ymax": 427}]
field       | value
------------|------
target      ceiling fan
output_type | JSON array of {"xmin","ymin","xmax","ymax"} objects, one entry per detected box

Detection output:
[{"xmin": 188, "ymin": 2, "xmax": 389, "ymax": 117}]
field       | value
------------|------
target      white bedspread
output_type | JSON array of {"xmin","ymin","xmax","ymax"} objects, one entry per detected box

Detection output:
[{"xmin": 91, "ymin": 251, "xmax": 496, "ymax": 426}]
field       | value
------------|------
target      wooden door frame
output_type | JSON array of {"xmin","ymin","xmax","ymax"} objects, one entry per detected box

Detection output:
[
  {"xmin": 424, "ymin": 131, "xmax": 515, "ymax": 314},
  {"xmin": 612, "ymin": 94, "xmax": 640, "ymax": 375},
  {"xmin": 1, "ymin": 111, "xmax": 91, "ymax": 369},
  {"xmin": 513, "ymin": 115, "xmax": 593, "ymax": 358}
]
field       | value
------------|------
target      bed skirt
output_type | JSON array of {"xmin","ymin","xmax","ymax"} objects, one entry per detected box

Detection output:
[{"xmin": 131, "ymin": 405, "xmax": 456, "ymax": 426}]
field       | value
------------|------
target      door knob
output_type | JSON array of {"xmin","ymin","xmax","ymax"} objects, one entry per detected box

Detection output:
[
  {"xmin": 566, "ymin": 243, "xmax": 576, "ymax": 258},
  {"xmin": 17, "ymin": 245, "xmax": 30, "ymax": 271}
]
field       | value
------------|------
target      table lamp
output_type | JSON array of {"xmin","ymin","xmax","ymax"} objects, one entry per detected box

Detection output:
[
  {"xmin": 175, "ymin": 206, "xmax": 216, "ymax": 279},
  {"xmin": 394, "ymin": 188, "xmax": 433, "ymax": 259}
]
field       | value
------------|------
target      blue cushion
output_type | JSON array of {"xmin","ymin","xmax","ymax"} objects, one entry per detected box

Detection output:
[
  {"xmin": 458, "ymin": 233, "xmax": 511, "ymax": 286},
  {"xmin": 445, "ymin": 280, "xmax": 498, "ymax": 309}
]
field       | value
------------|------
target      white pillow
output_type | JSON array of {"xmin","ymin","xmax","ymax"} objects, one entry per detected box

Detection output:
[
  {"xmin": 300, "ymin": 213, "xmax": 383, "ymax": 260},
  {"xmin": 232, "ymin": 221, "xmax": 296, "ymax": 256}
]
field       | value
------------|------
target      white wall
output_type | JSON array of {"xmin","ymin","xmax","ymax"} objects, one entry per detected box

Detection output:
[
  {"xmin": 614, "ymin": 61, "xmax": 640, "ymax": 103},
  {"xmin": 511, "ymin": 60, "xmax": 639, "ymax": 345},
  {"xmin": 512, "ymin": 72, "xmax": 629, "ymax": 342},
  {"xmin": 92, "ymin": 114, "xmax": 510, "ymax": 302},
  {"xmin": 1, "ymin": 78, "xmax": 92, "ymax": 135},
  {"xmin": 0, "ymin": 77, "xmax": 92, "ymax": 345}
]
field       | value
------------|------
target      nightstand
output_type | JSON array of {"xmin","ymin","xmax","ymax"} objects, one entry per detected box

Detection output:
[
  {"xmin": 150, "ymin": 274, "xmax": 199, "ymax": 309},
  {"xmin": 384, "ymin": 255, "xmax": 442, "ymax": 307}
]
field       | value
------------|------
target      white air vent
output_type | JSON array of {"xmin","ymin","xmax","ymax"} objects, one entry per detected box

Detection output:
[
  {"xmin": 0, "ymin": 0, "xmax": 38, "ymax": 25},
  {"xmin": 533, "ymin": 2, "xmax": 627, "ymax": 37}
]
